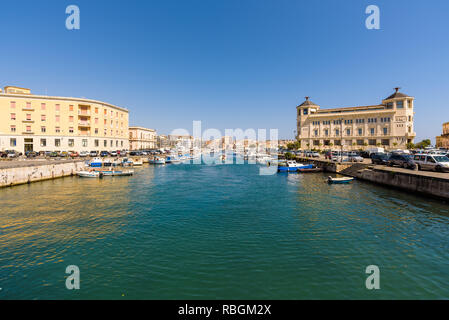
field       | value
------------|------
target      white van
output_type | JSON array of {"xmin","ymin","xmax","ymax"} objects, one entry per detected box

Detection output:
[{"xmin": 413, "ymin": 154, "xmax": 449, "ymax": 172}]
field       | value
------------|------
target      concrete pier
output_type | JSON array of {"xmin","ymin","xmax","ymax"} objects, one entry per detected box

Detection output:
[
  {"xmin": 294, "ymin": 156, "xmax": 449, "ymax": 201},
  {"xmin": 0, "ymin": 160, "xmax": 86, "ymax": 188}
]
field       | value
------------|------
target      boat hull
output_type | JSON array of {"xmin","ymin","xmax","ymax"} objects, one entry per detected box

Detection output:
[
  {"xmin": 327, "ymin": 177, "xmax": 354, "ymax": 184},
  {"xmin": 278, "ymin": 164, "xmax": 314, "ymax": 172}
]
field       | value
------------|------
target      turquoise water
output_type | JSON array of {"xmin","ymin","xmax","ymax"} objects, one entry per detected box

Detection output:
[{"xmin": 1, "ymin": 163, "xmax": 449, "ymax": 299}]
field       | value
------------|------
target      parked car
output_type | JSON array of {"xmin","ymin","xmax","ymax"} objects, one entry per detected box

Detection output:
[
  {"xmin": 100, "ymin": 151, "xmax": 109, "ymax": 157},
  {"xmin": 4, "ymin": 150, "xmax": 21, "ymax": 158},
  {"xmin": 304, "ymin": 151, "xmax": 319, "ymax": 158},
  {"xmin": 90, "ymin": 151, "xmax": 98, "ymax": 157},
  {"xmin": 69, "ymin": 151, "xmax": 79, "ymax": 158},
  {"xmin": 110, "ymin": 151, "xmax": 118, "ymax": 157},
  {"xmin": 331, "ymin": 151, "xmax": 349, "ymax": 162},
  {"xmin": 79, "ymin": 151, "xmax": 89, "ymax": 157},
  {"xmin": 25, "ymin": 151, "xmax": 38, "ymax": 158},
  {"xmin": 371, "ymin": 153, "xmax": 390, "ymax": 165},
  {"xmin": 49, "ymin": 151, "xmax": 59, "ymax": 157},
  {"xmin": 413, "ymin": 154, "xmax": 449, "ymax": 172},
  {"xmin": 360, "ymin": 151, "xmax": 371, "ymax": 158},
  {"xmin": 348, "ymin": 152, "xmax": 364, "ymax": 162},
  {"xmin": 387, "ymin": 153, "xmax": 417, "ymax": 170},
  {"xmin": 59, "ymin": 151, "xmax": 69, "ymax": 157}
]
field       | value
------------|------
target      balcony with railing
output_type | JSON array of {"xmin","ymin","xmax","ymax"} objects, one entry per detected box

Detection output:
[
  {"xmin": 78, "ymin": 110, "xmax": 91, "ymax": 116},
  {"xmin": 78, "ymin": 121, "xmax": 91, "ymax": 127}
]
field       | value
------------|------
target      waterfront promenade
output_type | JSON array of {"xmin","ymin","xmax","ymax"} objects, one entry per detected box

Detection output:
[
  {"xmin": 293, "ymin": 156, "xmax": 449, "ymax": 200},
  {"xmin": 0, "ymin": 159, "xmax": 86, "ymax": 187}
]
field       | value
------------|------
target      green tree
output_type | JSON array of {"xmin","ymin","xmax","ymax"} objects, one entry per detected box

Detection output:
[{"xmin": 415, "ymin": 139, "xmax": 432, "ymax": 149}]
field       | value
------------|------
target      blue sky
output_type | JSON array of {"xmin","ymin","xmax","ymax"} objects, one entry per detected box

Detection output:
[{"xmin": 1, "ymin": 0, "xmax": 448, "ymax": 141}]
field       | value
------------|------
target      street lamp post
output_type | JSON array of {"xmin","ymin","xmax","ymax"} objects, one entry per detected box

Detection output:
[{"xmin": 340, "ymin": 118, "xmax": 344, "ymax": 160}]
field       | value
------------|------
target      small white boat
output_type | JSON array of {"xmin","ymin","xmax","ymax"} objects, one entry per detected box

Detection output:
[
  {"xmin": 132, "ymin": 158, "xmax": 143, "ymax": 166},
  {"xmin": 327, "ymin": 176, "xmax": 354, "ymax": 184},
  {"xmin": 149, "ymin": 157, "xmax": 166, "ymax": 164},
  {"xmin": 77, "ymin": 171, "xmax": 101, "ymax": 178},
  {"xmin": 100, "ymin": 169, "xmax": 134, "ymax": 176}
]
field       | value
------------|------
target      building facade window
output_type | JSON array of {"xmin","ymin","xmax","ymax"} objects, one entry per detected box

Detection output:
[
  {"xmin": 396, "ymin": 101, "xmax": 404, "ymax": 108},
  {"xmin": 55, "ymin": 127, "xmax": 61, "ymax": 133},
  {"xmin": 383, "ymin": 127, "xmax": 388, "ymax": 135},
  {"xmin": 82, "ymin": 139, "xmax": 88, "ymax": 147},
  {"xmin": 40, "ymin": 139, "xmax": 46, "ymax": 147},
  {"xmin": 69, "ymin": 139, "xmax": 75, "ymax": 147},
  {"xmin": 95, "ymin": 140, "xmax": 99, "ymax": 147},
  {"xmin": 10, "ymin": 138, "xmax": 16, "ymax": 147},
  {"xmin": 55, "ymin": 139, "xmax": 61, "ymax": 147},
  {"xmin": 41, "ymin": 126, "xmax": 46, "ymax": 133},
  {"xmin": 41, "ymin": 114, "xmax": 46, "ymax": 121},
  {"xmin": 10, "ymin": 101, "xmax": 16, "ymax": 108},
  {"xmin": 41, "ymin": 103, "xmax": 46, "ymax": 110},
  {"xmin": 11, "ymin": 113, "xmax": 16, "ymax": 120}
]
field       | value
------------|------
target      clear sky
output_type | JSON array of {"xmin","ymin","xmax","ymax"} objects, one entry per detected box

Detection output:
[{"xmin": 1, "ymin": 0, "xmax": 448, "ymax": 141}]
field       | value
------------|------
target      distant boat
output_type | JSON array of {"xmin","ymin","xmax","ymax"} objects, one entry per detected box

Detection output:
[
  {"xmin": 77, "ymin": 171, "xmax": 102, "ymax": 178},
  {"xmin": 89, "ymin": 157, "xmax": 103, "ymax": 168},
  {"xmin": 149, "ymin": 157, "xmax": 166, "ymax": 164},
  {"xmin": 278, "ymin": 160, "xmax": 314, "ymax": 172},
  {"xmin": 132, "ymin": 158, "xmax": 143, "ymax": 166},
  {"xmin": 165, "ymin": 156, "xmax": 181, "ymax": 164},
  {"xmin": 99, "ymin": 169, "xmax": 134, "ymax": 176},
  {"xmin": 327, "ymin": 176, "xmax": 354, "ymax": 184}
]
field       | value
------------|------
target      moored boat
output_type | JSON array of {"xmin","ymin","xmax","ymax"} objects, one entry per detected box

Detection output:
[
  {"xmin": 327, "ymin": 176, "xmax": 354, "ymax": 184},
  {"xmin": 99, "ymin": 169, "xmax": 134, "ymax": 176},
  {"xmin": 89, "ymin": 157, "xmax": 103, "ymax": 168},
  {"xmin": 278, "ymin": 160, "xmax": 314, "ymax": 172},
  {"xmin": 148, "ymin": 157, "xmax": 166, "ymax": 164},
  {"xmin": 77, "ymin": 171, "xmax": 102, "ymax": 178},
  {"xmin": 298, "ymin": 167, "xmax": 323, "ymax": 173},
  {"xmin": 132, "ymin": 158, "xmax": 143, "ymax": 166}
]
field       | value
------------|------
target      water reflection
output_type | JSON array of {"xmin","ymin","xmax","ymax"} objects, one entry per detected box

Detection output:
[{"xmin": 1, "ymin": 164, "xmax": 449, "ymax": 299}]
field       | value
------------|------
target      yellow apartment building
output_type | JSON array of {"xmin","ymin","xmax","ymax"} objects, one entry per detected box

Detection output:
[
  {"xmin": 296, "ymin": 88, "xmax": 416, "ymax": 150},
  {"xmin": 129, "ymin": 126, "xmax": 157, "ymax": 150},
  {"xmin": 436, "ymin": 122, "xmax": 449, "ymax": 149},
  {"xmin": 0, "ymin": 86, "xmax": 129, "ymax": 153}
]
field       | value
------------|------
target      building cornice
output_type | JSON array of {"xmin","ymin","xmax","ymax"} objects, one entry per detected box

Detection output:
[{"xmin": 0, "ymin": 92, "xmax": 128, "ymax": 113}]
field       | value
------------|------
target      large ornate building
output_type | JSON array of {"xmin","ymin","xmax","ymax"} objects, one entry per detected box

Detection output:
[
  {"xmin": 296, "ymin": 88, "xmax": 416, "ymax": 150},
  {"xmin": 0, "ymin": 86, "xmax": 129, "ymax": 153},
  {"xmin": 436, "ymin": 122, "xmax": 449, "ymax": 149}
]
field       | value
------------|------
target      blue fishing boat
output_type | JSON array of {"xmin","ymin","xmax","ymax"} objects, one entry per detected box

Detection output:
[{"xmin": 278, "ymin": 160, "xmax": 314, "ymax": 172}]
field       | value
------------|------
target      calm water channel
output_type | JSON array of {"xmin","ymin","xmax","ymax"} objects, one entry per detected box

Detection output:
[{"xmin": 1, "ymin": 163, "xmax": 449, "ymax": 299}]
